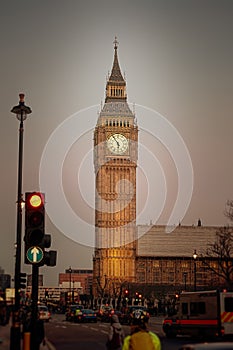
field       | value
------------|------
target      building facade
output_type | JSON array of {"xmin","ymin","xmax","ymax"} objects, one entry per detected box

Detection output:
[
  {"xmin": 92, "ymin": 40, "xmax": 225, "ymax": 301},
  {"xmin": 93, "ymin": 38, "xmax": 138, "ymax": 296},
  {"xmin": 135, "ymin": 224, "xmax": 221, "ymax": 293},
  {"xmin": 0, "ymin": 273, "xmax": 11, "ymax": 292},
  {"xmin": 59, "ymin": 268, "xmax": 93, "ymax": 295}
]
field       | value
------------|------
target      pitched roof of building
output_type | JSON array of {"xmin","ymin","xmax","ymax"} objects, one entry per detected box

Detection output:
[{"xmin": 137, "ymin": 225, "xmax": 220, "ymax": 258}]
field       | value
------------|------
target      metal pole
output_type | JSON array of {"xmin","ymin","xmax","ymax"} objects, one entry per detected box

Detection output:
[
  {"xmin": 30, "ymin": 265, "xmax": 39, "ymax": 350},
  {"xmin": 10, "ymin": 111, "xmax": 24, "ymax": 350},
  {"xmin": 68, "ymin": 267, "xmax": 72, "ymax": 304},
  {"xmin": 10, "ymin": 95, "xmax": 31, "ymax": 350},
  {"xmin": 193, "ymin": 249, "xmax": 197, "ymax": 291},
  {"xmin": 183, "ymin": 272, "xmax": 187, "ymax": 291},
  {"xmin": 194, "ymin": 260, "xmax": 197, "ymax": 291},
  {"xmin": 15, "ymin": 115, "xmax": 24, "ymax": 309},
  {"xmin": 72, "ymin": 280, "xmax": 74, "ymax": 304}
]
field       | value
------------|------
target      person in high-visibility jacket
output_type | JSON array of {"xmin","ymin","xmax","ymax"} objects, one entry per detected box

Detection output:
[
  {"xmin": 122, "ymin": 310, "xmax": 161, "ymax": 350},
  {"xmin": 75, "ymin": 307, "xmax": 82, "ymax": 322}
]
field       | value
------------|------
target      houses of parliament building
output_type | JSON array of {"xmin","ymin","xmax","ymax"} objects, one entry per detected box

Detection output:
[{"xmin": 92, "ymin": 39, "xmax": 223, "ymax": 299}]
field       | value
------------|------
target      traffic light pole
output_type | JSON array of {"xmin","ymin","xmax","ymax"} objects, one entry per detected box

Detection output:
[{"xmin": 30, "ymin": 265, "xmax": 39, "ymax": 350}]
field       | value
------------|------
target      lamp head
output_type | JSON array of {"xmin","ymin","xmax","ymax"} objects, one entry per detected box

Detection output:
[
  {"xmin": 193, "ymin": 249, "xmax": 197, "ymax": 260},
  {"xmin": 11, "ymin": 93, "xmax": 32, "ymax": 121}
]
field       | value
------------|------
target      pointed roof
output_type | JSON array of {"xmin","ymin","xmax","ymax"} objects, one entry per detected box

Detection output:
[
  {"xmin": 105, "ymin": 37, "xmax": 127, "ymax": 103},
  {"xmin": 109, "ymin": 37, "xmax": 125, "ymax": 82},
  {"xmin": 97, "ymin": 38, "xmax": 136, "ymax": 126}
]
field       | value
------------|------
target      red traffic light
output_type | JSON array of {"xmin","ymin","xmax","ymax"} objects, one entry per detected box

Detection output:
[
  {"xmin": 27, "ymin": 193, "xmax": 44, "ymax": 208},
  {"xmin": 25, "ymin": 192, "xmax": 45, "ymax": 264}
]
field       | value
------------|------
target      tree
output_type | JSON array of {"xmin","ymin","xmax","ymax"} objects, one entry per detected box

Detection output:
[
  {"xmin": 202, "ymin": 226, "xmax": 233, "ymax": 288},
  {"xmin": 96, "ymin": 275, "xmax": 108, "ymax": 299},
  {"xmin": 225, "ymin": 200, "xmax": 233, "ymax": 221}
]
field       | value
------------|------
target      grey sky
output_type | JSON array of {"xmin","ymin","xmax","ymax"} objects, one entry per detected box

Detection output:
[{"xmin": 1, "ymin": 0, "xmax": 233, "ymax": 285}]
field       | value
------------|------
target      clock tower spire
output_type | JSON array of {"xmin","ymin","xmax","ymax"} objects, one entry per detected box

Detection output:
[
  {"xmin": 93, "ymin": 39, "xmax": 138, "ymax": 300},
  {"xmin": 105, "ymin": 36, "xmax": 127, "ymax": 103}
]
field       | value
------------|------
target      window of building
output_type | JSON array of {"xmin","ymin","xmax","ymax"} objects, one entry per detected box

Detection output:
[
  {"xmin": 138, "ymin": 272, "xmax": 145, "ymax": 282},
  {"xmin": 210, "ymin": 261, "xmax": 218, "ymax": 269},
  {"xmin": 181, "ymin": 262, "xmax": 189, "ymax": 268},
  {"xmin": 153, "ymin": 270, "xmax": 160, "ymax": 283},
  {"xmin": 138, "ymin": 262, "xmax": 145, "ymax": 268},
  {"xmin": 166, "ymin": 261, "xmax": 174, "ymax": 268},
  {"xmin": 168, "ymin": 272, "xmax": 174, "ymax": 283}
]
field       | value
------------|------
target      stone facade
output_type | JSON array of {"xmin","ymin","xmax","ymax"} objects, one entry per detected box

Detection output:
[
  {"xmin": 59, "ymin": 268, "xmax": 93, "ymax": 295},
  {"xmin": 92, "ymin": 40, "xmax": 224, "ymax": 299},
  {"xmin": 93, "ymin": 39, "xmax": 138, "ymax": 296},
  {"xmin": 136, "ymin": 224, "xmax": 221, "ymax": 290}
]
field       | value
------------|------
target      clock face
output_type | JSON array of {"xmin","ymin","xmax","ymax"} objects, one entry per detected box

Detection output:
[{"xmin": 107, "ymin": 133, "xmax": 128, "ymax": 155}]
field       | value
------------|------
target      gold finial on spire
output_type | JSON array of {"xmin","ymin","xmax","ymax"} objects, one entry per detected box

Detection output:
[{"xmin": 114, "ymin": 36, "xmax": 118, "ymax": 50}]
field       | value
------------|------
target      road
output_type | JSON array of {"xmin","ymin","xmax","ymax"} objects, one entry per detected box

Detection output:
[
  {"xmin": 44, "ymin": 314, "xmax": 203, "ymax": 350},
  {"xmin": 0, "ymin": 313, "xmax": 229, "ymax": 349}
]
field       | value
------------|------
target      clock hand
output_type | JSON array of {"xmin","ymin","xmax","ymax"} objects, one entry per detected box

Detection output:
[{"xmin": 112, "ymin": 135, "xmax": 120, "ymax": 147}]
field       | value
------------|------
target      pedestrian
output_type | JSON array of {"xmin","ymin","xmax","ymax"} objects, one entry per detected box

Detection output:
[
  {"xmin": 122, "ymin": 313, "xmax": 161, "ymax": 350},
  {"xmin": 0, "ymin": 301, "xmax": 7, "ymax": 325},
  {"xmin": 106, "ymin": 314, "xmax": 125, "ymax": 350}
]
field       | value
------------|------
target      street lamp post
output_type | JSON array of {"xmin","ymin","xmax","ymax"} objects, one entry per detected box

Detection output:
[
  {"xmin": 10, "ymin": 94, "xmax": 31, "ymax": 350},
  {"xmin": 72, "ymin": 279, "xmax": 75, "ymax": 304},
  {"xmin": 193, "ymin": 249, "xmax": 197, "ymax": 291},
  {"xmin": 183, "ymin": 272, "xmax": 187, "ymax": 291},
  {"xmin": 68, "ymin": 267, "xmax": 72, "ymax": 303}
]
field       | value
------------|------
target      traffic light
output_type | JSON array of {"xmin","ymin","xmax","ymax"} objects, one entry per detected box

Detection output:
[
  {"xmin": 25, "ymin": 192, "xmax": 46, "ymax": 265},
  {"xmin": 24, "ymin": 192, "xmax": 57, "ymax": 267},
  {"xmin": 44, "ymin": 250, "xmax": 57, "ymax": 267},
  {"xmin": 19, "ymin": 272, "xmax": 27, "ymax": 289},
  {"xmin": 123, "ymin": 289, "xmax": 129, "ymax": 307}
]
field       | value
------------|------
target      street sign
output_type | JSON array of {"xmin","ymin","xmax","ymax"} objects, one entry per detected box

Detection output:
[{"xmin": 26, "ymin": 246, "xmax": 44, "ymax": 264}]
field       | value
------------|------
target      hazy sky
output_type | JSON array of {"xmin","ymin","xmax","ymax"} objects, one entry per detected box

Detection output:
[{"xmin": 1, "ymin": 0, "xmax": 233, "ymax": 286}]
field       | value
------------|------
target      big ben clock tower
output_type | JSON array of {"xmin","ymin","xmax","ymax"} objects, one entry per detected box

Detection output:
[{"xmin": 93, "ymin": 38, "xmax": 138, "ymax": 297}]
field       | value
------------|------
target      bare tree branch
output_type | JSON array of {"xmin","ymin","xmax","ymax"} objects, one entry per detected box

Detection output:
[
  {"xmin": 224, "ymin": 200, "xmax": 233, "ymax": 221},
  {"xmin": 202, "ymin": 226, "xmax": 233, "ymax": 288}
]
